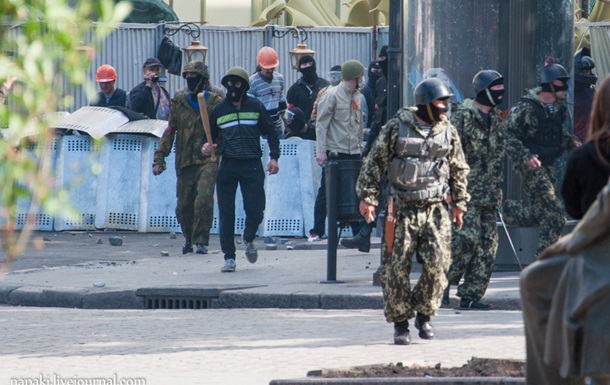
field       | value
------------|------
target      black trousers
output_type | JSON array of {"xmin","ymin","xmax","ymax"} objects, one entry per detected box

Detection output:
[{"xmin": 217, "ymin": 157, "xmax": 265, "ymax": 260}]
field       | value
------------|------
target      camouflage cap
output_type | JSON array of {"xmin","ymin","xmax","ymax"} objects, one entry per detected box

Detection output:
[{"xmin": 182, "ymin": 61, "xmax": 210, "ymax": 80}]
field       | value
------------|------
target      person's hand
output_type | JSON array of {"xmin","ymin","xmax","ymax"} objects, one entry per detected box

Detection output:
[
  {"xmin": 152, "ymin": 164, "xmax": 166, "ymax": 175},
  {"xmin": 452, "ymin": 207, "xmax": 464, "ymax": 230},
  {"xmin": 572, "ymin": 139, "xmax": 582, "ymax": 148},
  {"xmin": 144, "ymin": 70, "xmax": 156, "ymax": 86},
  {"xmin": 539, "ymin": 235, "xmax": 570, "ymax": 260},
  {"xmin": 359, "ymin": 200, "xmax": 376, "ymax": 222},
  {"xmin": 267, "ymin": 159, "xmax": 279, "ymax": 175},
  {"xmin": 525, "ymin": 155, "xmax": 541, "ymax": 170},
  {"xmin": 201, "ymin": 142, "xmax": 217, "ymax": 156},
  {"xmin": 316, "ymin": 152, "xmax": 327, "ymax": 166}
]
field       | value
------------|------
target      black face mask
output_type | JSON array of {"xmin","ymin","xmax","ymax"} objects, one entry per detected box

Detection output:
[
  {"xmin": 226, "ymin": 84, "xmax": 246, "ymax": 103},
  {"xmin": 368, "ymin": 71, "xmax": 381, "ymax": 86},
  {"xmin": 379, "ymin": 58, "xmax": 388, "ymax": 78},
  {"xmin": 415, "ymin": 103, "xmax": 448, "ymax": 124},
  {"xmin": 300, "ymin": 65, "xmax": 317, "ymax": 85},
  {"xmin": 542, "ymin": 81, "xmax": 569, "ymax": 93},
  {"xmin": 187, "ymin": 75, "xmax": 206, "ymax": 95},
  {"xmin": 475, "ymin": 89, "xmax": 504, "ymax": 107}
]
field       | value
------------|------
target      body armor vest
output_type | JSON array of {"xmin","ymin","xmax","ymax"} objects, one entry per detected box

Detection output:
[
  {"xmin": 387, "ymin": 119, "xmax": 452, "ymax": 201},
  {"xmin": 521, "ymin": 99, "xmax": 564, "ymax": 166}
]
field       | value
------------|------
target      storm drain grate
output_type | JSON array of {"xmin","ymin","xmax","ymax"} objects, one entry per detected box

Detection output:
[
  {"xmin": 136, "ymin": 285, "xmax": 264, "ymax": 310},
  {"xmin": 144, "ymin": 296, "xmax": 213, "ymax": 309}
]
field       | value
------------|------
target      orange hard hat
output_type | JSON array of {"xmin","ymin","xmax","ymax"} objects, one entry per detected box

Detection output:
[
  {"xmin": 256, "ymin": 46, "xmax": 279, "ymax": 69},
  {"xmin": 96, "ymin": 64, "xmax": 117, "ymax": 83}
]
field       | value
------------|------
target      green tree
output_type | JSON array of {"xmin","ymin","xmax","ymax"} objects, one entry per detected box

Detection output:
[{"xmin": 0, "ymin": 0, "xmax": 131, "ymax": 275}]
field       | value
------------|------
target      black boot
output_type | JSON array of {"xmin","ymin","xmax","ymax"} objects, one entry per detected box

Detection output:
[
  {"xmin": 340, "ymin": 223, "xmax": 372, "ymax": 252},
  {"xmin": 414, "ymin": 312, "xmax": 435, "ymax": 340},
  {"xmin": 182, "ymin": 239, "xmax": 193, "ymax": 254},
  {"xmin": 393, "ymin": 320, "xmax": 411, "ymax": 345}
]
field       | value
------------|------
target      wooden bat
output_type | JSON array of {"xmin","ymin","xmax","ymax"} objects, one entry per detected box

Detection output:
[{"xmin": 197, "ymin": 92, "xmax": 216, "ymax": 161}]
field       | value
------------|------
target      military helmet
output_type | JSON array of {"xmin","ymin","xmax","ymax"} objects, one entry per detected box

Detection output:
[
  {"xmin": 341, "ymin": 59, "xmax": 365, "ymax": 80},
  {"xmin": 414, "ymin": 78, "xmax": 453, "ymax": 105},
  {"xmin": 540, "ymin": 63, "xmax": 570, "ymax": 84},
  {"xmin": 575, "ymin": 56, "xmax": 596, "ymax": 71},
  {"xmin": 472, "ymin": 70, "xmax": 503, "ymax": 94},
  {"xmin": 221, "ymin": 66, "xmax": 250, "ymax": 91},
  {"xmin": 182, "ymin": 61, "xmax": 210, "ymax": 79}
]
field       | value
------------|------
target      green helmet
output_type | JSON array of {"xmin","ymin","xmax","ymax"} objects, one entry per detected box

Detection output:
[
  {"xmin": 341, "ymin": 59, "xmax": 365, "ymax": 80},
  {"xmin": 221, "ymin": 66, "xmax": 250, "ymax": 91},
  {"xmin": 182, "ymin": 61, "xmax": 210, "ymax": 79}
]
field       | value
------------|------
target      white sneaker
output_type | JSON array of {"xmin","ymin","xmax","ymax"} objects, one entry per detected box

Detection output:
[
  {"xmin": 307, "ymin": 234, "xmax": 321, "ymax": 242},
  {"xmin": 221, "ymin": 259, "xmax": 236, "ymax": 273}
]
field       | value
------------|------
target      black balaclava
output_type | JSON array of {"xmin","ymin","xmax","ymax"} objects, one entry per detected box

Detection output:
[
  {"xmin": 378, "ymin": 45, "xmax": 389, "ymax": 77},
  {"xmin": 299, "ymin": 55, "xmax": 317, "ymax": 85},
  {"xmin": 225, "ymin": 75, "xmax": 247, "ymax": 103},
  {"xmin": 415, "ymin": 101, "xmax": 449, "ymax": 124},
  {"xmin": 187, "ymin": 75, "xmax": 206, "ymax": 96},
  {"xmin": 367, "ymin": 60, "xmax": 381, "ymax": 87},
  {"xmin": 541, "ymin": 80, "xmax": 568, "ymax": 94},
  {"xmin": 475, "ymin": 79, "xmax": 504, "ymax": 107}
]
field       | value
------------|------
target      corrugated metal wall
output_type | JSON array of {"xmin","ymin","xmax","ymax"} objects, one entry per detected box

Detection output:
[{"xmin": 69, "ymin": 24, "xmax": 384, "ymax": 110}]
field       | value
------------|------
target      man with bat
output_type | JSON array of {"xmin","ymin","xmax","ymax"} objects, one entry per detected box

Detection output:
[{"xmin": 153, "ymin": 61, "xmax": 222, "ymax": 256}]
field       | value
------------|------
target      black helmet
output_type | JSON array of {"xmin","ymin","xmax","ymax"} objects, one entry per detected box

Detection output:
[
  {"xmin": 472, "ymin": 70, "xmax": 503, "ymax": 94},
  {"xmin": 540, "ymin": 64, "xmax": 569, "ymax": 84},
  {"xmin": 414, "ymin": 78, "xmax": 453, "ymax": 105},
  {"xmin": 575, "ymin": 56, "xmax": 595, "ymax": 71}
]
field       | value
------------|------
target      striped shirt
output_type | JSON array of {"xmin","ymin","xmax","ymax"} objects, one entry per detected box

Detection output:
[{"xmin": 248, "ymin": 71, "xmax": 286, "ymax": 124}]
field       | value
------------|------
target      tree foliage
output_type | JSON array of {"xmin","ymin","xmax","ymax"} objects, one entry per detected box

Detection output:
[{"xmin": 0, "ymin": 0, "xmax": 131, "ymax": 275}]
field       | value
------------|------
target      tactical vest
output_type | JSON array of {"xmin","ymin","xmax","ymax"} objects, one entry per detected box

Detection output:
[
  {"xmin": 521, "ymin": 99, "xmax": 564, "ymax": 166},
  {"xmin": 387, "ymin": 119, "xmax": 452, "ymax": 201}
]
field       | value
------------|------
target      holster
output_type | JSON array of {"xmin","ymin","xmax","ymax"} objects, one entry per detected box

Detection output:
[{"xmin": 385, "ymin": 196, "xmax": 397, "ymax": 253}]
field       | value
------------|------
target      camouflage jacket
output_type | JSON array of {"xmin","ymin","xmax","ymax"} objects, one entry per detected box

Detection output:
[
  {"xmin": 451, "ymin": 98, "xmax": 505, "ymax": 208},
  {"xmin": 356, "ymin": 106, "xmax": 470, "ymax": 211},
  {"xmin": 153, "ymin": 90, "xmax": 222, "ymax": 175},
  {"xmin": 505, "ymin": 87, "xmax": 574, "ymax": 170}
]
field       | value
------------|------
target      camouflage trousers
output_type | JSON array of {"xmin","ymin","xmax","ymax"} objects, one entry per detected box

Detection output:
[
  {"xmin": 502, "ymin": 165, "xmax": 565, "ymax": 258},
  {"xmin": 380, "ymin": 200, "xmax": 451, "ymax": 323},
  {"xmin": 447, "ymin": 205, "xmax": 498, "ymax": 301},
  {"xmin": 176, "ymin": 161, "xmax": 219, "ymax": 245}
]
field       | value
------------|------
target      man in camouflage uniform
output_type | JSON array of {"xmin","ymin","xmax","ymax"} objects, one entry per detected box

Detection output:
[
  {"xmin": 504, "ymin": 63, "xmax": 579, "ymax": 259},
  {"xmin": 445, "ymin": 70, "xmax": 506, "ymax": 310},
  {"xmin": 356, "ymin": 78, "xmax": 470, "ymax": 345},
  {"xmin": 152, "ymin": 61, "xmax": 222, "ymax": 255}
]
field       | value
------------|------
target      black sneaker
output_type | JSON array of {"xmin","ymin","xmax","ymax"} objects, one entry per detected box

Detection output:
[
  {"xmin": 393, "ymin": 320, "xmax": 411, "ymax": 345},
  {"xmin": 459, "ymin": 299, "xmax": 491, "ymax": 310},
  {"xmin": 182, "ymin": 240, "xmax": 193, "ymax": 254}
]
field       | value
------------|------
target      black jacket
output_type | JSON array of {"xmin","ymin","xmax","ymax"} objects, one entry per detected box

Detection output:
[
  {"xmin": 562, "ymin": 141, "xmax": 610, "ymax": 219},
  {"xmin": 286, "ymin": 76, "xmax": 330, "ymax": 122},
  {"xmin": 128, "ymin": 82, "xmax": 170, "ymax": 119},
  {"xmin": 209, "ymin": 95, "xmax": 280, "ymax": 160},
  {"xmin": 91, "ymin": 88, "xmax": 127, "ymax": 108}
]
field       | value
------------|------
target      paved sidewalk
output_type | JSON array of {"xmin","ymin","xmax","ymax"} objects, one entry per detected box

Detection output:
[
  {"xmin": 0, "ymin": 231, "xmax": 522, "ymax": 310},
  {"xmin": 0, "ymin": 232, "xmax": 526, "ymax": 385},
  {"xmin": 0, "ymin": 307, "xmax": 525, "ymax": 385}
]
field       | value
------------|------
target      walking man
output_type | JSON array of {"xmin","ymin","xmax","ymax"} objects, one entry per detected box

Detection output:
[
  {"xmin": 356, "ymin": 77, "xmax": 470, "ymax": 345},
  {"xmin": 445, "ymin": 70, "xmax": 506, "ymax": 310},
  {"xmin": 504, "ymin": 63, "xmax": 579, "ymax": 258},
  {"xmin": 202, "ymin": 67, "xmax": 280, "ymax": 273}
]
